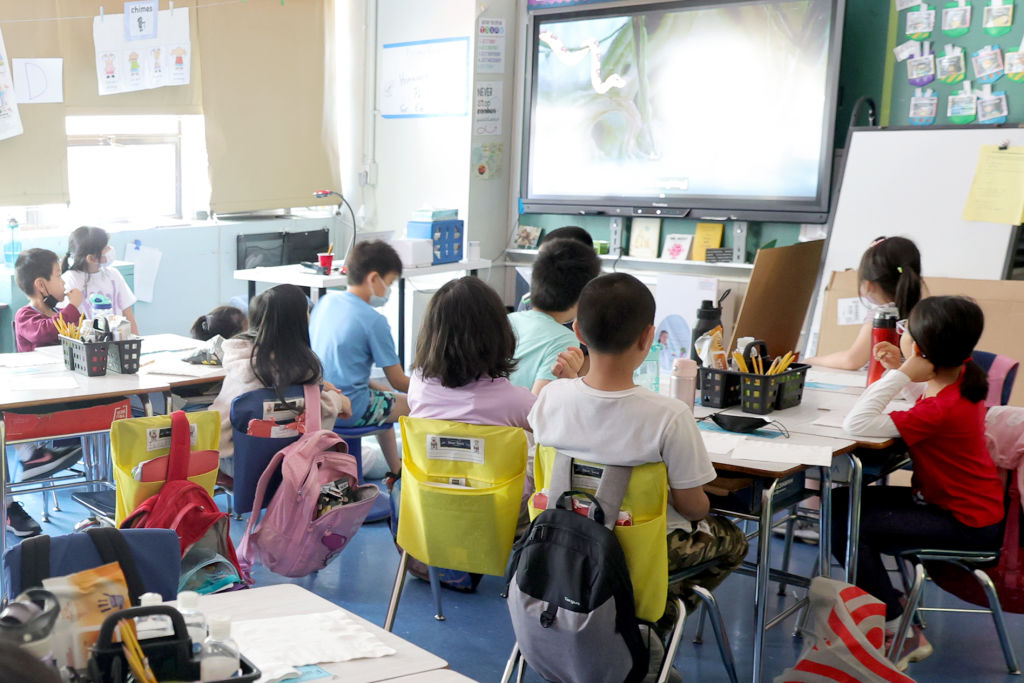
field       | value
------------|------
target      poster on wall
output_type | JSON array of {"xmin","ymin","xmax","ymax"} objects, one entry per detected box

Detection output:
[
  {"xmin": 0, "ymin": 28, "xmax": 23, "ymax": 142},
  {"xmin": 476, "ymin": 18, "xmax": 506, "ymax": 73},
  {"xmin": 381, "ymin": 37, "xmax": 470, "ymax": 118},
  {"xmin": 473, "ymin": 81, "xmax": 502, "ymax": 135},
  {"xmin": 93, "ymin": 7, "xmax": 190, "ymax": 96},
  {"xmin": 653, "ymin": 274, "xmax": 718, "ymax": 371}
]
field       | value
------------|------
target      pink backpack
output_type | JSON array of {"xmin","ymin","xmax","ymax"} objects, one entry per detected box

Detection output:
[{"xmin": 237, "ymin": 385, "xmax": 379, "ymax": 581}]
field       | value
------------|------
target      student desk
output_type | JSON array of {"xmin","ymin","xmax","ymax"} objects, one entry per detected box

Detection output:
[
  {"xmin": 234, "ymin": 259, "xmax": 492, "ymax": 366},
  {"xmin": 701, "ymin": 429, "xmax": 857, "ymax": 683},
  {"xmin": 172, "ymin": 583, "xmax": 449, "ymax": 682},
  {"xmin": 388, "ymin": 672, "xmax": 477, "ymax": 682}
]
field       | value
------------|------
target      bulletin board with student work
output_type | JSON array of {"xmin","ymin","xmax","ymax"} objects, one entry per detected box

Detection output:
[{"xmin": 888, "ymin": 0, "xmax": 1024, "ymax": 126}]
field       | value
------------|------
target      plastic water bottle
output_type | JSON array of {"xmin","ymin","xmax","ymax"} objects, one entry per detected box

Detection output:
[
  {"xmin": 670, "ymin": 359, "xmax": 698, "ymax": 412},
  {"xmin": 177, "ymin": 590, "xmax": 207, "ymax": 656},
  {"xmin": 867, "ymin": 305, "xmax": 899, "ymax": 386},
  {"xmin": 200, "ymin": 616, "xmax": 241, "ymax": 681},
  {"xmin": 135, "ymin": 592, "xmax": 174, "ymax": 640},
  {"xmin": 634, "ymin": 343, "xmax": 662, "ymax": 392}
]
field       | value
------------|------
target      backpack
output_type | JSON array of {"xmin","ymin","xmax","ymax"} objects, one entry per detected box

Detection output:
[
  {"xmin": 120, "ymin": 411, "xmax": 243, "ymax": 593},
  {"xmin": 237, "ymin": 384, "xmax": 379, "ymax": 581},
  {"xmin": 505, "ymin": 456, "xmax": 648, "ymax": 683}
]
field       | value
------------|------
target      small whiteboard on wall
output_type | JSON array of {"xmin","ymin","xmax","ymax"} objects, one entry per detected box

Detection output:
[{"xmin": 380, "ymin": 37, "xmax": 470, "ymax": 118}]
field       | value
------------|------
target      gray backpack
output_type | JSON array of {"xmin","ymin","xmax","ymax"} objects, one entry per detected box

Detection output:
[{"xmin": 504, "ymin": 457, "xmax": 648, "ymax": 683}]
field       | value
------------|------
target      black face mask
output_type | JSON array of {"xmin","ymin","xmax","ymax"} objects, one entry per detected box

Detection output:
[
  {"xmin": 709, "ymin": 412, "xmax": 772, "ymax": 433},
  {"xmin": 41, "ymin": 286, "xmax": 58, "ymax": 310}
]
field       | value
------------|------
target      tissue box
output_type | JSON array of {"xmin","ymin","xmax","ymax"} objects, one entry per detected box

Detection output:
[
  {"xmin": 406, "ymin": 219, "xmax": 464, "ymax": 265},
  {"xmin": 391, "ymin": 239, "xmax": 434, "ymax": 268}
]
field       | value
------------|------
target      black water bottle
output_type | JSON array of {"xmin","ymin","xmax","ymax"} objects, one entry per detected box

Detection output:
[{"xmin": 691, "ymin": 299, "xmax": 723, "ymax": 365}]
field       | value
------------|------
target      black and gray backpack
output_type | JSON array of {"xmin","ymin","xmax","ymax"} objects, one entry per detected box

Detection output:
[{"xmin": 504, "ymin": 456, "xmax": 648, "ymax": 683}]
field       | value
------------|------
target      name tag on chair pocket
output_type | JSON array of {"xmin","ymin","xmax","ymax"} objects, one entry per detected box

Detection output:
[
  {"xmin": 146, "ymin": 423, "xmax": 197, "ymax": 451},
  {"xmin": 426, "ymin": 435, "xmax": 485, "ymax": 463}
]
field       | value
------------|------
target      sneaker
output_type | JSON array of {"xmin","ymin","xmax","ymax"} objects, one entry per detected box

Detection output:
[
  {"xmin": 772, "ymin": 518, "xmax": 820, "ymax": 544},
  {"xmin": 6, "ymin": 502, "xmax": 42, "ymax": 538},
  {"xmin": 21, "ymin": 444, "xmax": 83, "ymax": 481},
  {"xmin": 886, "ymin": 625, "xmax": 933, "ymax": 671}
]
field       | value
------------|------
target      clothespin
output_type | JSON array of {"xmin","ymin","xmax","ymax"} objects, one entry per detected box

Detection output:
[
  {"xmin": 134, "ymin": 239, "xmax": 141, "ymax": 251},
  {"xmin": 100, "ymin": 5, "xmax": 104, "ymax": 21},
  {"xmin": 169, "ymin": 1, "xmax": 175, "ymax": 15}
]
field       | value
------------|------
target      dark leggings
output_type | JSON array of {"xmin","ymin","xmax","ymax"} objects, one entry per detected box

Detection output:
[{"xmin": 831, "ymin": 485, "xmax": 1003, "ymax": 620}]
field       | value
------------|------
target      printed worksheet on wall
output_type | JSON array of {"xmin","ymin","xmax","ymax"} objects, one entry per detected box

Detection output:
[
  {"xmin": 0, "ymin": 28, "xmax": 24, "ymax": 142},
  {"xmin": 93, "ymin": 7, "xmax": 191, "ymax": 96}
]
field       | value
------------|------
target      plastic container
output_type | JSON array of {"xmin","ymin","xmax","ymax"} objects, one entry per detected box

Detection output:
[
  {"xmin": 670, "ymin": 358, "xmax": 698, "ymax": 411},
  {"xmin": 699, "ymin": 363, "xmax": 809, "ymax": 415},
  {"xmin": 868, "ymin": 305, "xmax": 899, "ymax": 385},
  {"xmin": 634, "ymin": 343, "xmax": 661, "ymax": 392},
  {"xmin": 60, "ymin": 335, "xmax": 109, "ymax": 376},
  {"xmin": 200, "ymin": 616, "xmax": 240, "ymax": 681},
  {"xmin": 177, "ymin": 590, "xmax": 207, "ymax": 657},
  {"xmin": 136, "ymin": 592, "xmax": 174, "ymax": 640},
  {"xmin": 107, "ymin": 337, "xmax": 143, "ymax": 374}
]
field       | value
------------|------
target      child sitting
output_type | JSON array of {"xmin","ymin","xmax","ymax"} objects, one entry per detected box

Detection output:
[
  {"xmin": 310, "ymin": 240, "xmax": 408, "ymax": 473},
  {"xmin": 61, "ymin": 226, "xmax": 139, "ymax": 335},
  {"xmin": 834, "ymin": 296, "xmax": 1002, "ymax": 670},
  {"xmin": 516, "ymin": 226, "xmax": 594, "ymax": 312},
  {"xmin": 8, "ymin": 249, "xmax": 87, "ymax": 537},
  {"xmin": 210, "ymin": 284, "xmax": 351, "ymax": 476},
  {"xmin": 529, "ymin": 273, "xmax": 747, "ymax": 626},
  {"xmin": 509, "ymin": 238, "xmax": 601, "ymax": 394},
  {"xmin": 191, "ymin": 305, "xmax": 247, "ymax": 341}
]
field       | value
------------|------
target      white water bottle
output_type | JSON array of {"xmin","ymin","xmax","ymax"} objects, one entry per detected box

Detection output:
[
  {"xmin": 177, "ymin": 590, "xmax": 207, "ymax": 656},
  {"xmin": 200, "ymin": 616, "xmax": 241, "ymax": 681},
  {"xmin": 670, "ymin": 358, "xmax": 698, "ymax": 412}
]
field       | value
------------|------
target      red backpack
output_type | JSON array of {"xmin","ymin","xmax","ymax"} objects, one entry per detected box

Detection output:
[{"xmin": 120, "ymin": 411, "xmax": 242, "ymax": 586}]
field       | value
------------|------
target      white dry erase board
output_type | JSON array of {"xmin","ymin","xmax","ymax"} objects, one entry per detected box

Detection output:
[
  {"xmin": 805, "ymin": 127, "xmax": 1024, "ymax": 356},
  {"xmin": 380, "ymin": 37, "xmax": 470, "ymax": 118}
]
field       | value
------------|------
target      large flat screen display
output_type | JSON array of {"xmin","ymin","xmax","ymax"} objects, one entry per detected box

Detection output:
[{"xmin": 522, "ymin": 0, "xmax": 844, "ymax": 221}]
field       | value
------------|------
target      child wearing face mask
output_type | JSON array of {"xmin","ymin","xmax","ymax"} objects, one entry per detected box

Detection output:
[
  {"xmin": 309, "ymin": 240, "xmax": 408, "ymax": 473},
  {"xmin": 806, "ymin": 236, "xmax": 923, "ymax": 371},
  {"xmin": 61, "ymin": 226, "xmax": 139, "ymax": 335}
]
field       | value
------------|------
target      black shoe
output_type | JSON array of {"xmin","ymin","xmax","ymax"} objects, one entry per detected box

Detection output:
[
  {"xmin": 6, "ymin": 502, "xmax": 42, "ymax": 538},
  {"xmin": 21, "ymin": 445, "xmax": 83, "ymax": 481}
]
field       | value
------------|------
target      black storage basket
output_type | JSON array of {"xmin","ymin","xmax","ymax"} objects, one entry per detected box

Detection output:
[
  {"xmin": 108, "ymin": 337, "xmax": 143, "ymax": 374},
  {"xmin": 60, "ymin": 336, "xmax": 109, "ymax": 376}
]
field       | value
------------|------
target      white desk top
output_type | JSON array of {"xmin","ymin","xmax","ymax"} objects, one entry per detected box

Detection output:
[
  {"xmin": 178, "ymin": 584, "xmax": 448, "ymax": 682},
  {"xmin": 387, "ymin": 671, "xmax": 477, "ymax": 682},
  {"xmin": 234, "ymin": 260, "xmax": 492, "ymax": 288}
]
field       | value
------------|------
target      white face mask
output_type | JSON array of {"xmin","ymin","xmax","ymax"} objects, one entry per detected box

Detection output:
[{"xmin": 99, "ymin": 246, "xmax": 114, "ymax": 268}]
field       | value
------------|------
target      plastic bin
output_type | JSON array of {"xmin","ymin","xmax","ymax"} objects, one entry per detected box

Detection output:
[
  {"xmin": 699, "ymin": 366, "xmax": 742, "ymax": 408},
  {"xmin": 60, "ymin": 335, "xmax": 109, "ymax": 376},
  {"xmin": 700, "ymin": 363, "xmax": 809, "ymax": 415},
  {"xmin": 108, "ymin": 337, "xmax": 143, "ymax": 374}
]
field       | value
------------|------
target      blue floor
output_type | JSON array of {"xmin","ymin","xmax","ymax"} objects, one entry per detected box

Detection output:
[{"xmin": 7, "ymin": 489, "xmax": 1024, "ymax": 682}]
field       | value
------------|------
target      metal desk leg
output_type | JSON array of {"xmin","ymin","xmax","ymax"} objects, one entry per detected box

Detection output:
[
  {"xmin": 845, "ymin": 453, "xmax": 863, "ymax": 585},
  {"xmin": 248, "ymin": 280, "xmax": 256, "ymax": 303},
  {"xmin": 1, "ymin": 415, "xmax": 8, "ymax": 598},
  {"xmin": 753, "ymin": 478, "xmax": 779, "ymax": 683},
  {"xmin": 819, "ymin": 465, "xmax": 832, "ymax": 580},
  {"xmin": 163, "ymin": 391, "xmax": 174, "ymax": 416},
  {"xmin": 397, "ymin": 278, "xmax": 406, "ymax": 368}
]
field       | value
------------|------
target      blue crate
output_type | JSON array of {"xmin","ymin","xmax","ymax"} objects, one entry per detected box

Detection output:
[{"xmin": 407, "ymin": 219, "xmax": 464, "ymax": 265}]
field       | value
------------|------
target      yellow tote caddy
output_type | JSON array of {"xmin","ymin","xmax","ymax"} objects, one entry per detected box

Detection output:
[
  {"xmin": 529, "ymin": 446, "xmax": 669, "ymax": 623},
  {"xmin": 111, "ymin": 411, "xmax": 221, "ymax": 525},
  {"xmin": 397, "ymin": 417, "xmax": 527, "ymax": 576}
]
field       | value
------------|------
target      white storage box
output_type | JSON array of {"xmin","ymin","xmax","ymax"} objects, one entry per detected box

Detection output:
[{"xmin": 391, "ymin": 238, "xmax": 434, "ymax": 268}]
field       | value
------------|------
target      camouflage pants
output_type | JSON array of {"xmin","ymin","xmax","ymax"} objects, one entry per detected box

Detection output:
[{"xmin": 664, "ymin": 514, "xmax": 748, "ymax": 617}]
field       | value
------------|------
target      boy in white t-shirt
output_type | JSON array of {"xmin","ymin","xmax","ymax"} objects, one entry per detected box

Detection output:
[{"xmin": 528, "ymin": 273, "xmax": 747, "ymax": 625}]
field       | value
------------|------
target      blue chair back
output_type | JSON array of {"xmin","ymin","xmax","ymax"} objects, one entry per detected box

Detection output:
[
  {"xmin": 229, "ymin": 386, "xmax": 306, "ymax": 515},
  {"xmin": 972, "ymin": 351, "xmax": 1019, "ymax": 407},
  {"xmin": 3, "ymin": 529, "xmax": 180, "ymax": 600}
]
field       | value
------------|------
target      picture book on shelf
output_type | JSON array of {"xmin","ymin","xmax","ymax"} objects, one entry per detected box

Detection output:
[
  {"xmin": 661, "ymin": 233, "xmax": 693, "ymax": 260},
  {"xmin": 628, "ymin": 218, "xmax": 661, "ymax": 258}
]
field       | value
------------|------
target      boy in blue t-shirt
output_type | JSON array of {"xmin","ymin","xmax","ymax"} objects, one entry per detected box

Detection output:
[
  {"xmin": 310, "ymin": 241, "xmax": 409, "ymax": 472},
  {"xmin": 509, "ymin": 238, "xmax": 601, "ymax": 394}
]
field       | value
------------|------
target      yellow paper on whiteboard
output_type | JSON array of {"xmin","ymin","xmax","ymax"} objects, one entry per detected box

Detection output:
[
  {"xmin": 963, "ymin": 146, "xmax": 1024, "ymax": 225},
  {"xmin": 692, "ymin": 222, "xmax": 724, "ymax": 261}
]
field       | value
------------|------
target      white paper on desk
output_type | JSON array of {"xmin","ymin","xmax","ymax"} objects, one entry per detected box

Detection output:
[
  {"xmin": 835, "ymin": 296, "xmax": 870, "ymax": 326},
  {"xmin": 232, "ymin": 611, "xmax": 396, "ymax": 682},
  {"xmin": 0, "ymin": 354, "xmax": 61, "ymax": 368},
  {"xmin": 811, "ymin": 411, "xmax": 847, "ymax": 428},
  {"xmin": 731, "ymin": 441, "xmax": 832, "ymax": 467},
  {"xmin": 806, "ymin": 368, "xmax": 867, "ymax": 388},
  {"xmin": 140, "ymin": 334, "xmax": 199, "ymax": 354},
  {"xmin": 122, "ymin": 244, "xmax": 162, "ymax": 302},
  {"xmin": 139, "ymin": 358, "xmax": 208, "ymax": 377},
  {"xmin": 701, "ymin": 432, "xmax": 746, "ymax": 456},
  {"xmin": 7, "ymin": 374, "xmax": 80, "ymax": 391}
]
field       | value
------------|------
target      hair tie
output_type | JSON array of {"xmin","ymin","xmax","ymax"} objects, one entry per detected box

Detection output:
[
  {"xmin": 870, "ymin": 237, "xmax": 888, "ymax": 248},
  {"xmin": 896, "ymin": 266, "xmax": 903, "ymax": 274}
]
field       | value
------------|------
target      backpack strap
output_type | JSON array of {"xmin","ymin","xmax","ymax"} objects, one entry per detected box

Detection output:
[
  {"xmin": 167, "ymin": 410, "xmax": 192, "ymax": 482},
  {"xmin": 85, "ymin": 527, "xmax": 146, "ymax": 605},
  {"xmin": 548, "ymin": 452, "xmax": 632, "ymax": 531},
  {"xmin": 19, "ymin": 534, "xmax": 51, "ymax": 591},
  {"xmin": 237, "ymin": 445, "xmax": 291, "ymax": 583},
  {"xmin": 303, "ymin": 384, "xmax": 322, "ymax": 432}
]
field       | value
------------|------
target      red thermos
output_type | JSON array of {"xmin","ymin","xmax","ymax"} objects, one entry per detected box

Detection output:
[{"xmin": 867, "ymin": 305, "xmax": 899, "ymax": 385}]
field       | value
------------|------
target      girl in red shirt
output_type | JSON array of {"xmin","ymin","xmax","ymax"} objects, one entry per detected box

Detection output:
[{"xmin": 832, "ymin": 296, "xmax": 1003, "ymax": 671}]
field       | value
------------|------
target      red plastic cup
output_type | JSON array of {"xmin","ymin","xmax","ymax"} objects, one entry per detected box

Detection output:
[{"xmin": 318, "ymin": 252, "xmax": 334, "ymax": 271}]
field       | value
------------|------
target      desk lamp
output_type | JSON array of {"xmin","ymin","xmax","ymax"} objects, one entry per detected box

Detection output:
[{"xmin": 313, "ymin": 190, "xmax": 358, "ymax": 265}]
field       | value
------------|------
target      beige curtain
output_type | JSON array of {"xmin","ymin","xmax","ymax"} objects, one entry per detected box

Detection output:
[
  {"xmin": 0, "ymin": 1, "xmax": 68, "ymax": 206},
  {"xmin": 197, "ymin": 0, "xmax": 340, "ymax": 214}
]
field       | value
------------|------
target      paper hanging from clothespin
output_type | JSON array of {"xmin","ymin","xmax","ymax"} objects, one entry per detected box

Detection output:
[
  {"xmin": 169, "ymin": 1, "xmax": 174, "ymax": 14},
  {"xmin": 979, "ymin": 82, "xmax": 994, "ymax": 97}
]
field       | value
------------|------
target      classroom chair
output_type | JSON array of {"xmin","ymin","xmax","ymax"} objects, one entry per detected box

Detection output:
[
  {"xmin": 3, "ymin": 527, "xmax": 181, "ymax": 602},
  {"xmin": 972, "ymin": 351, "xmax": 1019, "ymax": 408},
  {"xmin": 501, "ymin": 449, "xmax": 738, "ymax": 683},
  {"xmin": 384, "ymin": 417, "xmax": 528, "ymax": 631},
  {"xmin": 888, "ymin": 405, "xmax": 1024, "ymax": 674}
]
